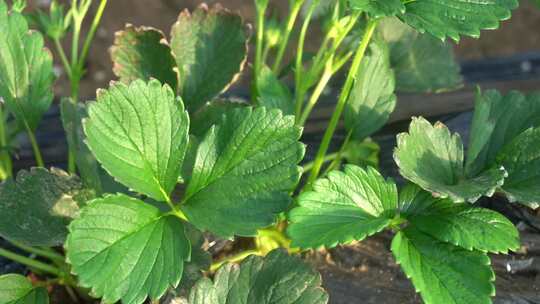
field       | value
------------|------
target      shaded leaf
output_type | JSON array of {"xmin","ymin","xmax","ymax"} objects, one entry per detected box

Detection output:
[
  {"xmin": 466, "ymin": 90, "xmax": 540, "ymax": 177},
  {"xmin": 170, "ymin": 4, "xmax": 248, "ymax": 112},
  {"xmin": 0, "ymin": 167, "xmax": 92, "ymax": 246},
  {"xmin": 349, "ymin": 0, "xmax": 405, "ymax": 18},
  {"xmin": 256, "ymin": 66, "xmax": 294, "ymax": 115},
  {"xmin": 344, "ymin": 38, "xmax": 396, "ymax": 140},
  {"xmin": 394, "ymin": 117, "xmax": 506, "ymax": 203},
  {"xmin": 379, "ymin": 17, "xmax": 463, "ymax": 93},
  {"xmin": 189, "ymin": 249, "xmax": 328, "ymax": 304},
  {"xmin": 65, "ymin": 194, "xmax": 190, "ymax": 304},
  {"xmin": 288, "ymin": 165, "xmax": 397, "ymax": 249},
  {"xmin": 392, "ymin": 228, "xmax": 495, "ymax": 304},
  {"xmin": 181, "ymin": 107, "xmax": 304, "ymax": 238},
  {"xmin": 497, "ymin": 127, "xmax": 540, "ymax": 208},
  {"xmin": 0, "ymin": 1, "xmax": 54, "ymax": 131},
  {"xmin": 83, "ymin": 79, "xmax": 189, "ymax": 202},
  {"xmin": 190, "ymin": 99, "xmax": 246, "ymax": 138},
  {"xmin": 0, "ymin": 274, "xmax": 49, "ymax": 304},
  {"xmin": 400, "ymin": 0, "xmax": 518, "ymax": 41},
  {"xmin": 111, "ymin": 24, "xmax": 178, "ymax": 89}
]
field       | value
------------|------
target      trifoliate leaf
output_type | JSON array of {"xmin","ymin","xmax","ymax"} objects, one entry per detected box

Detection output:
[
  {"xmin": 189, "ymin": 249, "xmax": 328, "ymax": 304},
  {"xmin": 466, "ymin": 90, "xmax": 540, "ymax": 177},
  {"xmin": 0, "ymin": 274, "xmax": 49, "ymax": 304},
  {"xmin": 111, "ymin": 24, "xmax": 178, "ymax": 89},
  {"xmin": 0, "ymin": 0, "xmax": 54, "ymax": 131},
  {"xmin": 256, "ymin": 66, "xmax": 294, "ymax": 115},
  {"xmin": 379, "ymin": 17, "xmax": 463, "ymax": 93},
  {"xmin": 170, "ymin": 4, "xmax": 248, "ymax": 113},
  {"xmin": 404, "ymin": 191, "xmax": 519, "ymax": 253},
  {"xmin": 392, "ymin": 228, "xmax": 495, "ymax": 304},
  {"xmin": 349, "ymin": 0, "xmax": 405, "ymax": 18},
  {"xmin": 0, "ymin": 167, "xmax": 92, "ymax": 247},
  {"xmin": 83, "ymin": 79, "xmax": 189, "ymax": 202},
  {"xmin": 399, "ymin": 0, "xmax": 518, "ymax": 41},
  {"xmin": 394, "ymin": 117, "xmax": 506, "ymax": 203},
  {"xmin": 344, "ymin": 38, "xmax": 396, "ymax": 140},
  {"xmin": 65, "ymin": 194, "xmax": 190, "ymax": 304},
  {"xmin": 181, "ymin": 107, "xmax": 304, "ymax": 238},
  {"xmin": 288, "ymin": 165, "xmax": 397, "ymax": 249},
  {"xmin": 497, "ymin": 127, "xmax": 540, "ymax": 208}
]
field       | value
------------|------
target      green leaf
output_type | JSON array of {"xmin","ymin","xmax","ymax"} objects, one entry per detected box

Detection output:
[
  {"xmin": 170, "ymin": 4, "xmax": 248, "ymax": 112},
  {"xmin": 0, "ymin": 0, "xmax": 54, "ymax": 131},
  {"xmin": 190, "ymin": 99, "xmax": 246, "ymax": 138},
  {"xmin": 0, "ymin": 274, "xmax": 49, "ymax": 304},
  {"xmin": 65, "ymin": 194, "xmax": 190, "ymax": 304},
  {"xmin": 181, "ymin": 107, "xmax": 304, "ymax": 238},
  {"xmin": 398, "ymin": 183, "xmax": 439, "ymax": 216},
  {"xmin": 466, "ymin": 90, "xmax": 540, "ymax": 177},
  {"xmin": 177, "ymin": 225, "xmax": 211, "ymax": 293},
  {"xmin": 349, "ymin": 0, "xmax": 405, "ymax": 18},
  {"xmin": 83, "ymin": 79, "xmax": 189, "ymax": 202},
  {"xmin": 189, "ymin": 249, "xmax": 328, "ymax": 304},
  {"xmin": 256, "ymin": 66, "xmax": 294, "ymax": 115},
  {"xmin": 344, "ymin": 38, "xmax": 396, "ymax": 140},
  {"xmin": 403, "ymin": 189, "xmax": 519, "ymax": 253},
  {"xmin": 392, "ymin": 228, "xmax": 495, "ymax": 304},
  {"xmin": 400, "ymin": 0, "xmax": 518, "ymax": 41},
  {"xmin": 110, "ymin": 24, "xmax": 178, "ymax": 89},
  {"xmin": 394, "ymin": 117, "xmax": 506, "ymax": 203},
  {"xmin": 0, "ymin": 167, "xmax": 92, "ymax": 246},
  {"xmin": 288, "ymin": 165, "xmax": 397, "ymax": 249},
  {"xmin": 533, "ymin": 0, "xmax": 540, "ymax": 8},
  {"xmin": 497, "ymin": 127, "xmax": 540, "ymax": 208},
  {"xmin": 379, "ymin": 17, "xmax": 463, "ymax": 93}
]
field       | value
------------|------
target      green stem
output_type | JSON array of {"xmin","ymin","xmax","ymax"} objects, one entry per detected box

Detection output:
[
  {"xmin": 294, "ymin": 0, "xmax": 320, "ymax": 117},
  {"xmin": 26, "ymin": 126, "xmax": 44, "ymax": 167},
  {"xmin": 252, "ymin": 1, "xmax": 267, "ymax": 102},
  {"xmin": 307, "ymin": 19, "xmax": 378, "ymax": 184},
  {"xmin": 77, "ymin": 0, "xmax": 108, "ymax": 72},
  {"xmin": 271, "ymin": 0, "xmax": 305, "ymax": 74},
  {"xmin": 54, "ymin": 38, "xmax": 72, "ymax": 79},
  {"xmin": 210, "ymin": 249, "xmax": 261, "ymax": 272},
  {"xmin": 303, "ymin": 152, "xmax": 340, "ymax": 172},
  {"xmin": 0, "ymin": 248, "xmax": 62, "ymax": 277},
  {"xmin": 71, "ymin": 23, "xmax": 81, "ymax": 72},
  {"xmin": 298, "ymin": 63, "xmax": 333, "ymax": 125},
  {"xmin": 323, "ymin": 130, "xmax": 352, "ymax": 175},
  {"xmin": 0, "ymin": 106, "xmax": 12, "ymax": 180},
  {"xmin": 8, "ymin": 240, "xmax": 65, "ymax": 264}
]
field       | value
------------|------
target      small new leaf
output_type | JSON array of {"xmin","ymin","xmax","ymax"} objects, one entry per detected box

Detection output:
[
  {"xmin": 189, "ymin": 249, "xmax": 328, "ymax": 304},
  {"xmin": 0, "ymin": 167, "xmax": 92, "ymax": 246},
  {"xmin": 344, "ymin": 38, "xmax": 396, "ymax": 140},
  {"xmin": 0, "ymin": 0, "xmax": 54, "ymax": 131},
  {"xmin": 83, "ymin": 79, "xmax": 189, "ymax": 202},
  {"xmin": 111, "ymin": 24, "xmax": 178, "ymax": 90},
  {"xmin": 394, "ymin": 117, "xmax": 506, "ymax": 203},
  {"xmin": 392, "ymin": 228, "xmax": 495, "ymax": 304},
  {"xmin": 0, "ymin": 274, "xmax": 49, "ymax": 304},
  {"xmin": 288, "ymin": 165, "xmax": 397, "ymax": 249},
  {"xmin": 403, "ymin": 188, "xmax": 519, "ymax": 253},
  {"xmin": 170, "ymin": 4, "xmax": 248, "ymax": 113},
  {"xmin": 182, "ymin": 107, "xmax": 304, "ymax": 238},
  {"xmin": 497, "ymin": 127, "xmax": 540, "ymax": 208},
  {"xmin": 65, "ymin": 194, "xmax": 190, "ymax": 304}
]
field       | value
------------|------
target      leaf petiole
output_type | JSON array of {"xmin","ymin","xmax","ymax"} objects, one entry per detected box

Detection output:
[
  {"xmin": 0, "ymin": 247, "xmax": 62, "ymax": 277},
  {"xmin": 272, "ymin": 0, "xmax": 305, "ymax": 74},
  {"xmin": 7, "ymin": 239, "xmax": 65, "ymax": 264}
]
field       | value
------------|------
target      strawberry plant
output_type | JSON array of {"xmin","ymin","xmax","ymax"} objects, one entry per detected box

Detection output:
[{"xmin": 0, "ymin": 0, "xmax": 536, "ymax": 303}]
